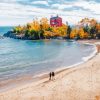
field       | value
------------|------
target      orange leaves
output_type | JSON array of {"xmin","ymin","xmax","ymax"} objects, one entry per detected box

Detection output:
[
  {"xmin": 79, "ymin": 18, "xmax": 97, "ymax": 28},
  {"xmin": 70, "ymin": 28, "xmax": 88, "ymax": 39},
  {"xmin": 14, "ymin": 17, "xmax": 100, "ymax": 39},
  {"xmin": 96, "ymin": 23, "xmax": 100, "ymax": 33},
  {"xmin": 84, "ymin": 32, "xmax": 88, "ymax": 38},
  {"xmin": 44, "ymin": 24, "xmax": 67, "ymax": 37},
  {"xmin": 70, "ymin": 28, "xmax": 78, "ymax": 39},
  {"xmin": 52, "ymin": 24, "xmax": 67, "ymax": 37},
  {"xmin": 26, "ymin": 18, "xmax": 50, "ymax": 31},
  {"xmin": 44, "ymin": 31, "xmax": 53, "ymax": 37},
  {"xmin": 78, "ymin": 28, "xmax": 85, "ymax": 38},
  {"xmin": 40, "ymin": 18, "xmax": 50, "ymax": 30},
  {"xmin": 90, "ymin": 19, "xmax": 97, "ymax": 27},
  {"xmin": 30, "ymin": 20, "xmax": 40, "ymax": 31}
]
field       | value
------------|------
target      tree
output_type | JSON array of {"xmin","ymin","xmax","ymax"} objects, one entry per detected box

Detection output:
[
  {"xmin": 25, "ymin": 30, "xmax": 30, "ymax": 38},
  {"xmin": 90, "ymin": 26, "xmax": 97, "ymax": 39},
  {"xmin": 38, "ymin": 30, "xmax": 44, "ymax": 39},
  {"xmin": 40, "ymin": 18, "xmax": 49, "ymax": 30},
  {"xmin": 26, "ymin": 24, "xmax": 31, "ymax": 30},
  {"xmin": 12, "ymin": 17, "xmax": 100, "ymax": 40},
  {"xmin": 66, "ymin": 25, "xmax": 72, "ymax": 39},
  {"xmin": 96, "ymin": 23, "xmax": 100, "ymax": 39},
  {"xmin": 83, "ymin": 25, "xmax": 89, "ymax": 33},
  {"xmin": 46, "ymin": 27, "xmax": 53, "ymax": 32},
  {"xmin": 29, "ymin": 30, "xmax": 35, "ymax": 39},
  {"xmin": 70, "ymin": 28, "xmax": 78, "ymax": 39}
]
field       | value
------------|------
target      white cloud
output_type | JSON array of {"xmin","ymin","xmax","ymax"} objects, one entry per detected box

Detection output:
[
  {"xmin": 51, "ymin": 0, "xmax": 100, "ymax": 14},
  {"xmin": 51, "ymin": 3, "xmax": 72, "ymax": 10},
  {"xmin": 74, "ymin": 1, "xmax": 100, "ymax": 14},
  {"xmin": 31, "ymin": 1, "xmax": 49, "ymax": 6},
  {"xmin": 0, "ymin": 0, "xmax": 100, "ymax": 26}
]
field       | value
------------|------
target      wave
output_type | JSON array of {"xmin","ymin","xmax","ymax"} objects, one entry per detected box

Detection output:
[{"xmin": 82, "ymin": 44, "xmax": 97, "ymax": 61}]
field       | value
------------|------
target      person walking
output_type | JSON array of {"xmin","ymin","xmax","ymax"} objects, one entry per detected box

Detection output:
[
  {"xmin": 51, "ymin": 72, "xmax": 55, "ymax": 80},
  {"xmin": 49, "ymin": 72, "xmax": 52, "ymax": 80}
]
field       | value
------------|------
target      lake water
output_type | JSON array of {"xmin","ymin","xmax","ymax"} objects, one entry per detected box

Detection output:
[{"xmin": 0, "ymin": 27, "xmax": 96, "ymax": 82}]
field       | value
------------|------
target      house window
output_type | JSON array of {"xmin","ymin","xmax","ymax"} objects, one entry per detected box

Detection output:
[{"xmin": 52, "ymin": 22, "xmax": 55, "ymax": 24}]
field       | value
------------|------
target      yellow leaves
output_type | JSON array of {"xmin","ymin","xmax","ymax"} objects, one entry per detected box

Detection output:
[
  {"xmin": 40, "ymin": 18, "xmax": 50, "ymax": 30},
  {"xmin": 14, "ymin": 17, "xmax": 100, "ymax": 39},
  {"xmin": 52, "ymin": 24, "xmax": 67, "ymax": 37},
  {"xmin": 30, "ymin": 20, "xmax": 40, "ymax": 31},
  {"xmin": 14, "ymin": 25, "xmax": 24, "ymax": 34},
  {"xmin": 96, "ymin": 24, "xmax": 100, "ymax": 33},
  {"xmin": 70, "ymin": 28, "xmax": 88, "ymax": 39},
  {"xmin": 84, "ymin": 32, "xmax": 88, "ymax": 38},
  {"xmin": 77, "ymin": 28, "xmax": 89, "ymax": 39},
  {"xmin": 44, "ymin": 31, "xmax": 53, "ymax": 37},
  {"xmin": 70, "ymin": 28, "xmax": 78, "ymax": 39},
  {"xmin": 28, "ymin": 18, "xmax": 50, "ymax": 31},
  {"xmin": 90, "ymin": 19, "xmax": 97, "ymax": 27},
  {"xmin": 44, "ymin": 24, "xmax": 67, "ymax": 37},
  {"xmin": 78, "ymin": 28, "xmax": 85, "ymax": 38}
]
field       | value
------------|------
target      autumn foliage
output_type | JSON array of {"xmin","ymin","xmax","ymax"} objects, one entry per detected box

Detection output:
[{"xmin": 13, "ymin": 17, "xmax": 100, "ymax": 40}]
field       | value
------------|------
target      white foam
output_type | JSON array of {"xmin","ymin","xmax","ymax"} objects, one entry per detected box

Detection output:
[
  {"xmin": 95, "ymin": 42, "xmax": 100, "ymax": 45},
  {"xmin": 32, "ymin": 42, "xmax": 98, "ymax": 79},
  {"xmin": 55, "ymin": 61, "xmax": 84, "ymax": 72},
  {"xmin": 82, "ymin": 44, "xmax": 97, "ymax": 61},
  {"xmin": 56, "ymin": 43, "xmax": 97, "ymax": 71}
]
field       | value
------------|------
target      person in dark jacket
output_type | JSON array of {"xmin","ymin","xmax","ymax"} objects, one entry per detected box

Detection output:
[
  {"xmin": 51, "ymin": 72, "xmax": 55, "ymax": 80},
  {"xmin": 49, "ymin": 72, "xmax": 52, "ymax": 80}
]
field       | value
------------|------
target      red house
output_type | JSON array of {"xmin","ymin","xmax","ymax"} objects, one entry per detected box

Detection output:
[{"xmin": 50, "ymin": 15, "xmax": 62, "ymax": 27}]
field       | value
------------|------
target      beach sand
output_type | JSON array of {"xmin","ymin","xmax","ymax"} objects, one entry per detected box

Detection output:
[{"xmin": 0, "ymin": 40, "xmax": 100, "ymax": 100}]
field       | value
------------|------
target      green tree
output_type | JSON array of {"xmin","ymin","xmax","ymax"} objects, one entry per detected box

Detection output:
[
  {"xmin": 46, "ymin": 27, "xmax": 53, "ymax": 32},
  {"xmin": 90, "ymin": 26, "xmax": 97, "ymax": 39},
  {"xmin": 25, "ymin": 30, "xmax": 30, "ymax": 37},
  {"xmin": 83, "ymin": 25, "xmax": 89, "ymax": 33},
  {"xmin": 67, "ymin": 25, "xmax": 72, "ymax": 39},
  {"xmin": 38, "ymin": 30, "xmax": 44, "ymax": 39}
]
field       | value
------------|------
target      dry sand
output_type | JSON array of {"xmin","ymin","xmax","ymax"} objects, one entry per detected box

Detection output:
[{"xmin": 0, "ymin": 40, "xmax": 100, "ymax": 100}]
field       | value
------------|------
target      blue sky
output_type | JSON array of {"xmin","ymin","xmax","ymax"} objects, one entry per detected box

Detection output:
[{"xmin": 0, "ymin": 0, "xmax": 100, "ymax": 26}]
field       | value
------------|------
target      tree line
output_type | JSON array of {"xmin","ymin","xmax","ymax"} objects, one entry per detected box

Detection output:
[{"xmin": 13, "ymin": 18, "xmax": 100, "ymax": 40}]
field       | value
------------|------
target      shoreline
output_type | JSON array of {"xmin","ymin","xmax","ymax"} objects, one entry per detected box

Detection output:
[
  {"xmin": 0, "ymin": 41, "xmax": 97, "ymax": 92},
  {"xmin": 0, "ymin": 40, "xmax": 100, "ymax": 100}
]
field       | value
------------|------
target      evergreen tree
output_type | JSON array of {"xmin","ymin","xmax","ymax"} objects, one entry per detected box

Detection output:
[{"xmin": 67, "ymin": 25, "xmax": 71, "ymax": 39}]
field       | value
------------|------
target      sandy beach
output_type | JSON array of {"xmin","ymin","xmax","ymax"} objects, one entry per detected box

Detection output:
[{"xmin": 0, "ymin": 40, "xmax": 100, "ymax": 100}]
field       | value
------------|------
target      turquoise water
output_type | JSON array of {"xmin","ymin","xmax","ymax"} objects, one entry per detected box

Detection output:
[{"xmin": 0, "ymin": 27, "xmax": 95, "ymax": 81}]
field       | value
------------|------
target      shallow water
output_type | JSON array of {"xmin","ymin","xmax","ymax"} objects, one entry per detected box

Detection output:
[{"xmin": 0, "ymin": 27, "xmax": 95, "ymax": 82}]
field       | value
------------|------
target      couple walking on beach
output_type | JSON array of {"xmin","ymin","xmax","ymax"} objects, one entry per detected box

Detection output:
[{"xmin": 49, "ymin": 72, "xmax": 55, "ymax": 80}]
